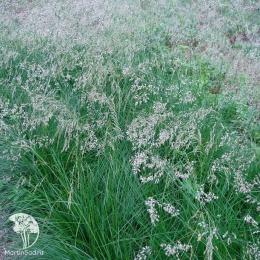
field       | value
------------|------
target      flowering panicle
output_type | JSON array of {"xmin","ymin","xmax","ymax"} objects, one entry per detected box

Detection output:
[
  {"xmin": 134, "ymin": 246, "xmax": 152, "ymax": 260},
  {"xmin": 145, "ymin": 197, "xmax": 180, "ymax": 226},
  {"xmin": 244, "ymin": 215, "xmax": 258, "ymax": 227},
  {"xmin": 160, "ymin": 241, "xmax": 192, "ymax": 258},
  {"xmin": 195, "ymin": 187, "xmax": 219, "ymax": 205}
]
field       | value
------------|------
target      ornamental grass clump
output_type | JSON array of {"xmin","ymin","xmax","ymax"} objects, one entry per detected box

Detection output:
[{"xmin": 0, "ymin": 0, "xmax": 259, "ymax": 259}]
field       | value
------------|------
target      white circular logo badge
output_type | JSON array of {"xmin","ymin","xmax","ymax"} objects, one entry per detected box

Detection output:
[{"xmin": 9, "ymin": 213, "xmax": 40, "ymax": 250}]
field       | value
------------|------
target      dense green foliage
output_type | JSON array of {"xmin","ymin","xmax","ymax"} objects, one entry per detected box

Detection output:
[{"xmin": 0, "ymin": 0, "xmax": 259, "ymax": 259}]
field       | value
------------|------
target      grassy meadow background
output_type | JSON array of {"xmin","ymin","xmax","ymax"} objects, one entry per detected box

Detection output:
[{"xmin": 0, "ymin": 0, "xmax": 259, "ymax": 259}]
